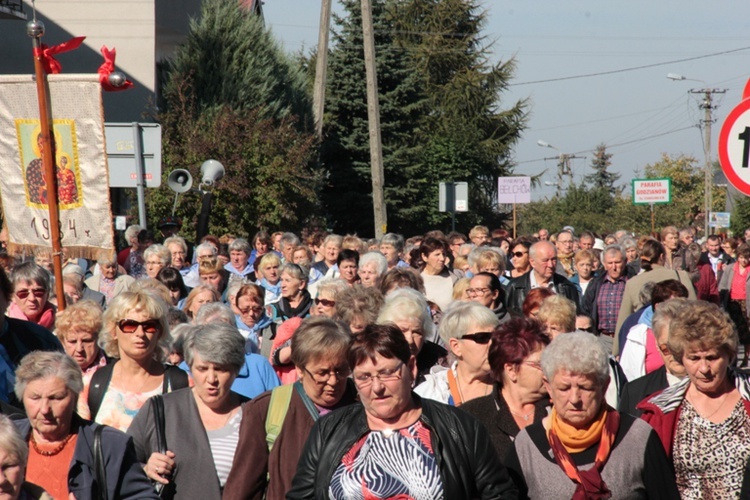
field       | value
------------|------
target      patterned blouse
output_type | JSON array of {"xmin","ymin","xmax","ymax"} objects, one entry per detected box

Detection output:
[
  {"xmin": 329, "ymin": 420, "xmax": 444, "ymax": 500},
  {"xmin": 674, "ymin": 398, "xmax": 750, "ymax": 499}
]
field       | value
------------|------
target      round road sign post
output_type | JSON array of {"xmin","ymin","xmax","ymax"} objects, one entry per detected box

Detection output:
[{"xmin": 719, "ymin": 79, "xmax": 750, "ymax": 195}]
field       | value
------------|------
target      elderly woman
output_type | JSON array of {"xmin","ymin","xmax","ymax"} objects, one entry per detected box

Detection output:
[
  {"xmin": 128, "ymin": 323, "xmax": 247, "ymax": 499},
  {"xmin": 184, "ymin": 284, "xmax": 221, "ymax": 322},
  {"xmin": 8, "ymin": 262, "xmax": 55, "ymax": 329},
  {"xmin": 255, "ymin": 253, "xmax": 282, "ymax": 304},
  {"xmin": 312, "ymin": 279, "xmax": 348, "ymax": 318},
  {"xmin": 329, "ymin": 249, "xmax": 359, "ymax": 286},
  {"xmin": 508, "ymin": 240, "xmax": 532, "ymax": 278},
  {"xmin": 377, "ymin": 287, "xmax": 446, "ymax": 384},
  {"xmin": 419, "ymin": 237, "xmax": 458, "ymax": 311},
  {"xmin": 379, "ymin": 233, "xmax": 406, "ymax": 270},
  {"xmin": 335, "ymin": 285, "xmax": 384, "ymax": 333},
  {"xmin": 234, "ymin": 283, "xmax": 273, "ymax": 356},
  {"xmin": 266, "ymin": 263, "xmax": 313, "ymax": 323},
  {"xmin": 571, "ymin": 249, "xmax": 596, "ymax": 296},
  {"xmin": 639, "ymin": 300, "xmax": 750, "ymax": 497},
  {"xmin": 87, "ymin": 290, "xmax": 189, "ymax": 432},
  {"xmin": 223, "ymin": 317, "xmax": 358, "ymax": 500},
  {"xmin": 249, "ymin": 230, "xmax": 273, "ymax": 269},
  {"xmin": 461, "ymin": 317, "xmax": 550, "ymax": 460},
  {"xmin": 54, "ymin": 300, "xmax": 108, "ymax": 419},
  {"xmin": 199, "ymin": 257, "xmax": 229, "ymax": 297},
  {"xmin": 0, "ymin": 414, "xmax": 50, "ymax": 499},
  {"xmin": 287, "ymin": 324, "xmax": 517, "ymax": 499},
  {"xmin": 14, "ymin": 351, "xmax": 158, "ymax": 499},
  {"xmin": 506, "ymin": 332, "xmax": 678, "ymax": 498},
  {"xmin": 143, "ymin": 244, "xmax": 171, "ymax": 280},
  {"xmin": 86, "ymin": 251, "xmax": 135, "ymax": 304},
  {"xmin": 522, "ymin": 287, "xmax": 554, "ymax": 318},
  {"xmin": 661, "ymin": 226, "xmax": 684, "ymax": 271},
  {"xmin": 415, "ymin": 301, "xmax": 498, "ymax": 405},
  {"xmin": 378, "ymin": 267, "xmax": 425, "ymax": 296},
  {"xmin": 225, "ymin": 238, "xmax": 254, "ymax": 281},
  {"xmin": 358, "ymin": 251, "xmax": 387, "ymax": 288}
]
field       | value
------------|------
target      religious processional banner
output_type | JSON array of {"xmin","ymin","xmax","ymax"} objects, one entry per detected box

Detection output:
[{"xmin": 0, "ymin": 74, "xmax": 114, "ymax": 258}]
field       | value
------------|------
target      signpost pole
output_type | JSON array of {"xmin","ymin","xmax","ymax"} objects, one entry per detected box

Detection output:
[
  {"xmin": 513, "ymin": 203, "xmax": 517, "ymax": 239},
  {"xmin": 650, "ymin": 203, "xmax": 655, "ymax": 235},
  {"xmin": 131, "ymin": 122, "xmax": 147, "ymax": 228}
]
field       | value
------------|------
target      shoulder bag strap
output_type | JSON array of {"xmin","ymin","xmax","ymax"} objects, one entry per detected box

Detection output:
[
  {"xmin": 93, "ymin": 424, "xmax": 109, "ymax": 500},
  {"xmin": 161, "ymin": 365, "xmax": 189, "ymax": 394},
  {"xmin": 446, "ymin": 369, "xmax": 462, "ymax": 406},
  {"xmin": 294, "ymin": 381, "xmax": 320, "ymax": 422},
  {"xmin": 152, "ymin": 395, "xmax": 167, "ymax": 455},
  {"xmin": 265, "ymin": 384, "xmax": 295, "ymax": 452},
  {"xmin": 88, "ymin": 361, "xmax": 117, "ymax": 420}
]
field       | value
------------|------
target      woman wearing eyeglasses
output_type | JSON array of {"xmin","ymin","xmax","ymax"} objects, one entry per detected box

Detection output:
[
  {"xmin": 224, "ymin": 317, "xmax": 357, "ymax": 500},
  {"xmin": 8, "ymin": 261, "xmax": 55, "ymax": 330},
  {"xmin": 86, "ymin": 290, "xmax": 188, "ymax": 432},
  {"xmin": 312, "ymin": 279, "xmax": 348, "ymax": 319},
  {"xmin": 287, "ymin": 323, "xmax": 518, "ymax": 499},
  {"xmin": 461, "ymin": 317, "xmax": 550, "ymax": 460},
  {"xmin": 234, "ymin": 283, "xmax": 273, "ymax": 356},
  {"xmin": 415, "ymin": 302, "xmax": 498, "ymax": 406}
]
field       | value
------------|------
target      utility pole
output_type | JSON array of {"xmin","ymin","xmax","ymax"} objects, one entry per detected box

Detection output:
[
  {"xmin": 312, "ymin": 0, "xmax": 332, "ymax": 138},
  {"xmin": 361, "ymin": 0, "xmax": 387, "ymax": 237},
  {"xmin": 690, "ymin": 88, "xmax": 726, "ymax": 236}
]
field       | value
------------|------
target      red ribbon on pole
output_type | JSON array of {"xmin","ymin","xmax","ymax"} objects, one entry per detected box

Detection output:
[
  {"xmin": 32, "ymin": 36, "xmax": 86, "ymax": 74},
  {"xmin": 98, "ymin": 46, "xmax": 134, "ymax": 92}
]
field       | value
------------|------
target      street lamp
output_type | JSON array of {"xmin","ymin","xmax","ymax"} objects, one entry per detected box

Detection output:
[{"xmin": 668, "ymin": 73, "xmax": 726, "ymax": 237}]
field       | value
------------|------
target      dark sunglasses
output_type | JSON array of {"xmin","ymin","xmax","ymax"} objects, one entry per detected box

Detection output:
[
  {"xmin": 315, "ymin": 298, "xmax": 336, "ymax": 307},
  {"xmin": 578, "ymin": 327, "xmax": 594, "ymax": 333},
  {"xmin": 15, "ymin": 288, "xmax": 46, "ymax": 299},
  {"xmin": 118, "ymin": 319, "xmax": 161, "ymax": 334},
  {"xmin": 461, "ymin": 332, "xmax": 493, "ymax": 344},
  {"xmin": 512, "ymin": 251, "xmax": 527, "ymax": 258}
]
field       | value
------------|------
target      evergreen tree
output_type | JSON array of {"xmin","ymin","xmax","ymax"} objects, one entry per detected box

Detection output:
[
  {"xmin": 146, "ymin": 0, "xmax": 321, "ymax": 236},
  {"xmin": 584, "ymin": 144, "xmax": 620, "ymax": 196}
]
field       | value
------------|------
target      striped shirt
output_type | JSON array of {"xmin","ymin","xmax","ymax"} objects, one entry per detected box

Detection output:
[{"xmin": 207, "ymin": 411, "xmax": 243, "ymax": 488}]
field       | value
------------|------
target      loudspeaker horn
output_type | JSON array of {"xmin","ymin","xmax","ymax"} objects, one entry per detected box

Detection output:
[
  {"xmin": 200, "ymin": 159, "xmax": 225, "ymax": 186},
  {"xmin": 167, "ymin": 169, "xmax": 193, "ymax": 193}
]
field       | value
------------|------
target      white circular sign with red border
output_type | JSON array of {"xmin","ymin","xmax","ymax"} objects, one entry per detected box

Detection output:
[{"xmin": 719, "ymin": 79, "xmax": 750, "ymax": 195}]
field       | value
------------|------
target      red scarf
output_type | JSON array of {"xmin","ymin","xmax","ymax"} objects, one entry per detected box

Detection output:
[{"xmin": 547, "ymin": 405, "xmax": 620, "ymax": 499}]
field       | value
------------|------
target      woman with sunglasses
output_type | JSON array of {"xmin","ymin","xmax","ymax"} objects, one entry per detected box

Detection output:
[
  {"xmin": 461, "ymin": 317, "xmax": 550, "ymax": 460},
  {"xmin": 224, "ymin": 317, "xmax": 358, "ymax": 500},
  {"xmin": 86, "ymin": 290, "xmax": 189, "ymax": 432},
  {"xmin": 415, "ymin": 302, "xmax": 498, "ymax": 406},
  {"xmin": 287, "ymin": 323, "xmax": 517, "ymax": 499},
  {"xmin": 312, "ymin": 279, "xmax": 348, "ymax": 318},
  {"xmin": 508, "ymin": 240, "xmax": 532, "ymax": 278},
  {"xmin": 8, "ymin": 261, "xmax": 55, "ymax": 330}
]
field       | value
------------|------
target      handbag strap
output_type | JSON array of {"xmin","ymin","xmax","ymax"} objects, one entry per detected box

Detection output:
[
  {"xmin": 93, "ymin": 425, "xmax": 109, "ymax": 500},
  {"xmin": 152, "ymin": 395, "xmax": 167, "ymax": 455}
]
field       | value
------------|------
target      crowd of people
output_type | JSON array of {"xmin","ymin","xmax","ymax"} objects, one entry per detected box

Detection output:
[{"xmin": 0, "ymin": 218, "xmax": 748, "ymax": 498}]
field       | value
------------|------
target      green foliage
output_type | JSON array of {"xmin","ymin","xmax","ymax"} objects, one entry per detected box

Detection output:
[
  {"xmin": 145, "ymin": 0, "xmax": 321, "ymax": 237},
  {"xmin": 585, "ymin": 144, "xmax": 621, "ymax": 196},
  {"xmin": 320, "ymin": 0, "xmax": 527, "ymax": 236},
  {"xmin": 731, "ymin": 193, "xmax": 750, "ymax": 235}
]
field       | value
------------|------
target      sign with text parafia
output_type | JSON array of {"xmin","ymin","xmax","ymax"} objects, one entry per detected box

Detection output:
[
  {"xmin": 632, "ymin": 178, "xmax": 671, "ymax": 205},
  {"xmin": 497, "ymin": 176, "xmax": 531, "ymax": 204}
]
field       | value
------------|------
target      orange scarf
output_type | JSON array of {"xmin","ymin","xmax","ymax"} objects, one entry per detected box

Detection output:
[{"xmin": 549, "ymin": 406, "xmax": 607, "ymax": 453}]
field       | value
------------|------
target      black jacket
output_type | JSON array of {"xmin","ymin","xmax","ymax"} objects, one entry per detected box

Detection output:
[
  {"xmin": 286, "ymin": 395, "xmax": 518, "ymax": 499},
  {"xmin": 504, "ymin": 271, "xmax": 581, "ymax": 316},
  {"xmin": 618, "ymin": 366, "xmax": 669, "ymax": 418}
]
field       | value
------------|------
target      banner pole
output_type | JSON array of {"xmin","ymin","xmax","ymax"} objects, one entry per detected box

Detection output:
[{"xmin": 28, "ymin": 20, "xmax": 66, "ymax": 310}]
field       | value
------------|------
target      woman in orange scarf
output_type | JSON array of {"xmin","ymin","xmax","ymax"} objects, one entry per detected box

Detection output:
[{"xmin": 506, "ymin": 331, "xmax": 679, "ymax": 499}]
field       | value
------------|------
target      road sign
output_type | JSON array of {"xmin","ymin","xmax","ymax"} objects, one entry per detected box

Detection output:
[
  {"xmin": 719, "ymin": 80, "xmax": 750, "ymax": 196},
  {"xmin": 439, "ymin": 182, "xmax": 468, "ymax": 212},
  {"xmin": 105, "ymin": 123, "xmax": 162, "ymax": 188},
  {"xmin": 632, "ymin": 178, "xmax": 671, "ymax": 205},
  {"xmin": 497, "ymin": 176, "xmax": 531, "ymax": 204},
  {"xmin": 709, "ymin": 212, "xmax": 731, "ymax": 228}
]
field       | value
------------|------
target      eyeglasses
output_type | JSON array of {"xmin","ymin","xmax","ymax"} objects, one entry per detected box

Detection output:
[
  {"xmin": 117, "ymin": 319, "xmax": 161, "ymax": 334},
  {"xmin": 461, "ymin": 332, "xmax": 493, "ymax": 344},
  {"xmin": 315, "ymin": 298, "xmax": 336, "ymax": 307},
  {"xmin": 353, "ymin": 362, "xmax": 404, "ymax": 387},
  {"xmin": 512, "ymin": 251, "xmax": 527, "ymax": 258},
  {"xmin": 239, "ymin": 306, "xmax": 264, "ymax": 315},
  {"xmin": 467, "ymin": 287, "xmax": 490, "ymax": 296},
  {"xmin": 303, "ymin": 366, "xmax": 351, "ymax": 385},
  {"xmin": 15, "ymin": 288, "xmax": 46, "ymax": 299},
  {"xmin": 145, "ymin": 261, "xmax": 163, "ymax": 267}
]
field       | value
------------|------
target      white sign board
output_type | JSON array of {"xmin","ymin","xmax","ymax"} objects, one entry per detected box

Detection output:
[
  {"xmin": 497, "ymin": 176, "xmax": 531, "ymax": 204},
  {"xmin": 632, "ymin": 178, "xmax": 671, "ymax": 205},
  {"xmin": 105, "ymin": 123, "xmax": 162, "ymax": 188},
  {"xmin": 709, "ymin": 212, "xmax": 731, "ymax": 228}
]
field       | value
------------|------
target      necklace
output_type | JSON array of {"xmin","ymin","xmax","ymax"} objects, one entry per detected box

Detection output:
[
  {"xmin": 510, "ymin": 409, "xmax": 534, "ymax": 421},
  {"xmin": 30, "ymin": 433, "xmax": 74, "ymax": 457},
  {"xmin": 455, "ymin": 369, "xmax": 491, "ymax": 404}
]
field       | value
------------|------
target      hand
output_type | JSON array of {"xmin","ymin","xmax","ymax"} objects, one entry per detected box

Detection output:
[{"xmin": 145, "ymin": 451, "xmax": 176, "ymax": 484}]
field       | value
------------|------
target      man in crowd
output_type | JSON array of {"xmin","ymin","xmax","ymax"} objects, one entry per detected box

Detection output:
[
  {"xmin": 578, "ymin": 231, "xmax": 595, "ymax": 250},
  {"xmin": 703, "ymin": 234, "xmax": 733, "ymax": 281},
  {"xmin": 505, "ymin": 240, "xmax": 580, "ymax": 315}
]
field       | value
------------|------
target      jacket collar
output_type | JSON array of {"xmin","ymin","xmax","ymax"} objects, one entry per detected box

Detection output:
[{"xmin": 644, "ymin": 368, "xmax": 750, "ymax": 413}]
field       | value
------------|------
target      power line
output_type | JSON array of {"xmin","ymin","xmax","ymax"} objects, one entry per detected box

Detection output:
[{"xmin": 510, "ymin": 45, "xmax": 750, "ymax": 86}]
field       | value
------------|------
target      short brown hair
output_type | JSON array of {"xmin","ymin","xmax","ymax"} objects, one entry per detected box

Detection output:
[
  {"xmin": 348, "ymin": 323, "xmax": 411, "ymax": 370},
  {"xmin": 668, "ymin": 300, "xmax": 737, "ymax": 363},
  {"xmin": 235, "ymin": 283, "xmax": 264, "ymax": 308},
  {"xmin": 291, "ymin": 317, "xmax": 352, "ymax": 368}
]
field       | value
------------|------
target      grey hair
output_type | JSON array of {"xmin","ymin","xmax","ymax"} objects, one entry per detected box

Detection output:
[
  {"xmin": 359, "ymin": 252, "xmax": 387, "ymax": 276},
  {"xmin": 195, "ymin": 242, "xmax": 218, "ymax": 257},
  {"xmin": 380, "ymin": 233, "xmax": 404, "ymax": 252},
  {"xmin": 228, "ymin": 238, "xmax": 251, "ymax": 255},
  {"xmin": 96, "ymin": 250, "xmax": 117, "ymax": 267},
  {"xmin": 194, "ymin": 302, "xmax": 236, "ymax": 325},
  {"xmin": 225, "ymin": 280, "xmax": 246, "ymax": 303},
  {"xmin": 124, "ymin": 225, "xmax": 142, "ymax": 243},
  {"xmin": 322, "ymin": 234, "xmax": 343, "ymax": 247},
  {"xmin": 316, "ymin": 278, "xmax": 349, "ymax": 299},
  {"xmin": 439, "ymin": 301, "xmax": 498, "ymax": 342},
  {"xmin": 529, "ymin": 241, "xmax": 555, "ymax": 261},
  {"xmin": 164, "ymin": 236, "xmax": 188, "ymax": 254},
  {"xmin": 619, "ymin": 237, "xmax": 637, "ymax": 251},
  {"xmin": 281, "ymin": 263, "xmax": 309, "ymax": 282},
  {"xmin": 601, "ymin": 244, "xmax": 626, "ymax": 265},
  {"xmin": 652, "ymin": 298, "xmax": 687, "ymax": 342},
  {"xmin": 541, "ymin": 331, "xmax": 610, "ymax": 386},
  {"xmin": 458, "ymin": 243, "xmax": 475, "ymax": 257},
  {"xmin": 143, "ymin": 244, "xmax": 171, "ymax": 265},
  {"xmin": 279, "ymin": 232, "xmax": 301, "ymax": 251},
  {"xmin": 169, "ymin": 323, "xmax": 198, "ymax": 357},
  {"xmin": 10, "ymin": 261, "xmax": 50, "ymax": 290},
  {"xmin": 183, "ymin": 323, "xmax": 246, "ymax": 375},
  {"xmin": 0, "ymin": 414, "xmax": 28, "ymax": 466},
  {"xmin": 15, "ymin": 351, "xmax": 83, "ymax": 402},
  {"xmin": 290, "ymin": 317, "xmax": 352, "ymax": 368},
  {"xmin": 377, "ymin": 287, "xmax": 434, "ymax": 340},
  {"xmin": 639, "ymin": 281, "xmax": 657, "ymax": 307}
]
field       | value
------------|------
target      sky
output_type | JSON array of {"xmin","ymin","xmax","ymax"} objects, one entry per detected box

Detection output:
[{"xmin": 263, "ymin": 0, "xmax": 750, "ymax": 201}]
